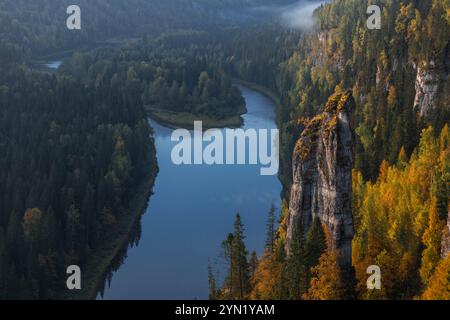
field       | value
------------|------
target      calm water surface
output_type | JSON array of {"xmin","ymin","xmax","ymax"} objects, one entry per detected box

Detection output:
[{"xmin": 104, "ymin": 86, "xmax": 282, "ymax": 299}]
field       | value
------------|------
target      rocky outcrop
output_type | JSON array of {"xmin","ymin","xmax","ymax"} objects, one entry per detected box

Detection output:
[
  {"xmin": 441, "ymin": 209, "xmax": 450, "ymax": 259},
  {"xmin": 286, "ymin": 91, "xmax": 355, "ymax": 267},
  {"xmin": 413, "ymin": 61, "xmax": 443, "ymax": 120}
]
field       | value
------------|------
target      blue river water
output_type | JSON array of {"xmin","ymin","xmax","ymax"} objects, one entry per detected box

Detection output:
[{"xmin": 100, "ymin": 85, "xmax": 282, "ymax": 300}]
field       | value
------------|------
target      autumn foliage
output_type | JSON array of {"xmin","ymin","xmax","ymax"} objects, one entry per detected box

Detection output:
[{"xmin": 353, "ymin": 126, "xmax": 449, "ymax": 299}]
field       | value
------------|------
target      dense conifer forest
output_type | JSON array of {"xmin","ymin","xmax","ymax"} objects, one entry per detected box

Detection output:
[{"xmin": 59, "ymin": 35, "xmax": 246, "ymax": 125}]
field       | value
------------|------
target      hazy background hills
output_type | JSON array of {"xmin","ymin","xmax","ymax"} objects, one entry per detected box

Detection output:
[{"xmin": 0, "ymin": 0, "xmax": 324, "ymax": 57}]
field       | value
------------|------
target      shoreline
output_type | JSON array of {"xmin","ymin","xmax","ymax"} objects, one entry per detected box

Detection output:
[
  {"xmin": 233, "ymin": 79, "xmax": 281, "ymax": 109},
  {"xmin": 233, "ymin": 79, "xmax": 288, "ymax": 196},
  {"xmin": 146, "ymin": 104, "xmax": 247, "ymax": 130},
  {"xmin": 146, "ymin": 80, "xmax": 281, "ymax": 130},
  {"xmin": 60, "ymin": 146, "xmax": 159, "ymax": 300}
]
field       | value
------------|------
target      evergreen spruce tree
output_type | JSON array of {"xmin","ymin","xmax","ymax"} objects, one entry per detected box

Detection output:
[
  {"xmin": 230, "ymin": 214, "xmax": 250, "ymax": 299},
  {"xmin": 265, "ymin": 204, "xmax": 277, "ymax": 253},
  {"xmin": 285, "ymin": 219, "xmax": 307, "ymax": 299},
  {"xmin": 207, "ymin": 260, "xmax": 218, "ymax": 300},
  {"xmin": 305, "ymin": 217, "xmax": 327, "ymax": 286},
  {"xmin": 249, "ymin": 251, "xmax": 259, "ymax": 280},
  {"xmin": 220, "ymin": 233, "xmax": 234, "ymax": 298}
]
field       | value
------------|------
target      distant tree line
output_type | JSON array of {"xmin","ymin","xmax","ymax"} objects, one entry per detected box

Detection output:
[{"xmin": 60, "ymin": 33, "xmax": 245, "ymax": 119}]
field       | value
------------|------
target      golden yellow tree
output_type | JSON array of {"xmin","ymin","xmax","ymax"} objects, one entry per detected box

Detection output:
[
  {"xmin": 420, "ymin": 198, "xmax": 445, "ymax": 286},
  {"xmin": 302, "ymin": 249, "xmax": 343, "ymax": 300},
  {"xmin": 250, "ymin": 251, "xmax": 286, "ymax": 300},
  {"xmin": 303, "ymin": 225, "xmax": 343, "ymax": 300},
  {"xmin": 422, "ymin": 256, "xmax": 450, "ymax": 300}
]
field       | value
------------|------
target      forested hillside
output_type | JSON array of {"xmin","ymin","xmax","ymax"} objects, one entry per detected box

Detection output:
[
  {"xmin": 221, "ymin": 0, "xmax": 449, "ymax": 184},
  {"xmin": 210, "ymin": 0, "xmax": 450, "ymax": 300},
  {"xmin": 284, "ymin": 0, "xmax": 449, "ymax": 179},
  {"xmin": 0, "ymin": 0, "xmax": 300, "ymax": 60},
  {"xmin": 0, "ymin": 0, "xmax": 210, "ymax": 58},
  {"xmin": 0, "ymin": 63, "xmax": 158, "ymax": 298},
  {"xmin": 0, "ymin": 0, "xmax": 169, "ymax": 298}
]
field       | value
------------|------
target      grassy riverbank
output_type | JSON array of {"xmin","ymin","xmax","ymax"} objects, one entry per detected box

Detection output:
[
  {"xmin": 146, "ymin": 80, "xmax": 281, "ymax": 130},
  {"xmin": 146, "ymin": 104, "xmax": 247, "ymax": 129}
]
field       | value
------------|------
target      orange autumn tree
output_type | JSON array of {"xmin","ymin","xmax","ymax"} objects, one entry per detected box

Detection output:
[
  {"xmin": 422, "ymin": 256, "xmax": 450, "ymax": 300},
  {"xmin": 420, "ymin": 198, "xmax": 445, "ymax": 286},
  {"xmin": 303, "ymin": 224, "xmax": 344, "ymax": 300},
  {"xmin": 250, "ymin": 252, "xmax": 285, "ymax": 300},
  {"xmin": 250, "ymin": 202, "xmax": 289, "ymax": 300}
]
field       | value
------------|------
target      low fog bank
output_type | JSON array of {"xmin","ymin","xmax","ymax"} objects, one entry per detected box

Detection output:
[
  {"xmin": 249, "ymin": 0, "xmax": 328, "ymax": 29},
  {"xmin": 189, "ymin": 0, "xmax": 327, "ymax": 29},
  {"xmin": 280, "ymin": 1, "xmax": 328, "ymax": 29}
]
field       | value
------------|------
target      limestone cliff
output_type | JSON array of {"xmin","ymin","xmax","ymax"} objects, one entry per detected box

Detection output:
[
  {"xmin": 414, "ymin": 62, "xmax": 440, "ymax": 119},
  {"xmin": 286, "ymin": 91, "xmax": 355, "ymax": 267},
  {"xmin": 413, "ymin": 61, "xmax": 449, "ymax": 120}
]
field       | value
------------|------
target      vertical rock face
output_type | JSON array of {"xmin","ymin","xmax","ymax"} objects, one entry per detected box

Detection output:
[
  {"xmin": 286, "ymin": 91, "xmax": 355, "ymax": 267},
  {"xmin": 413, "ymin": 61, "xmax": 442, "ymax": 120},
  {"xmin": 441, "ymin": 208, "xmax": 450, "ymax": 259}
]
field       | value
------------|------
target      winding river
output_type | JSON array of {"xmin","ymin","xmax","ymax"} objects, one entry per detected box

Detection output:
[
  {"xmin": 40, "ymin": 61, "xmax": 281, "ymax": 299},
  {"xmin": 101, "ymin": 85, "xmax": 282, "ymax": 299}
]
